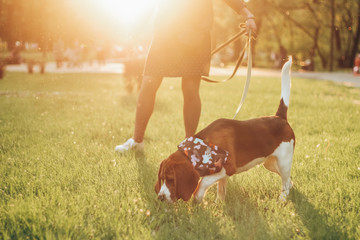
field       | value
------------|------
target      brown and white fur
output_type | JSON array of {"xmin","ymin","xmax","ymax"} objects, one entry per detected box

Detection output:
[{"xmin": 155, "ymin": 57, "xmax": 295, "ymax": 203}]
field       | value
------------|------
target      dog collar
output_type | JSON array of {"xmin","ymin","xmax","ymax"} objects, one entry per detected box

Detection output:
[{"xmin": 178, "ymin": 137, "xmax": 229, "ymax": 177}]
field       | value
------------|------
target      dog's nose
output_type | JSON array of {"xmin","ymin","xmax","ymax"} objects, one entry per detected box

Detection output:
[{"xmin": 158, "ymin": 194, "xmax": 165, "ymax": 201}]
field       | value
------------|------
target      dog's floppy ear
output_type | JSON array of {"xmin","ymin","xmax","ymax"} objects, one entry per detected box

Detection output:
[
  {"xmin": 154, "ymin": 161, "xmax": 164, "ymax": 194},
  {"xmin": 174, "ymin": 161, "xmax": 200, "ymax": 201}
]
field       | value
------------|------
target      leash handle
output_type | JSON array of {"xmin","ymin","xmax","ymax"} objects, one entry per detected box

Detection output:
[{"xmin": 233, "ymin": 29, "xmax": 252, "ymax": 119}]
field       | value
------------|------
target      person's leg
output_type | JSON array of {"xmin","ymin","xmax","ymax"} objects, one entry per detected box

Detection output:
[
  {"xmin": 182, "ymin": 76, "xmax": 201, "ymax": 138},
  {"xmin": 115, "ymin": 76, "xmax": 162, "ymax": 152},
  {"xmin": 133, "ymin": 76, "xmax": 163, "ymax": 142}
]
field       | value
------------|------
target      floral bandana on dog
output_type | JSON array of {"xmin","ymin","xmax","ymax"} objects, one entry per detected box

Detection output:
[{"xmin": 178, "ymin": 137, "xmax": 229, "ymax": 177}]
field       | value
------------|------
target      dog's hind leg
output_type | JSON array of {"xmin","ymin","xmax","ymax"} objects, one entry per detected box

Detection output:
[
  {"xmin": 264, "ymin": 156, "xmax": 290, "ymax": 200},
  {"xmin": 270, "ymin": 140, "xmax": 295, "ymax": 201},
  {"xmin": 278, "ymin": 169, "xmax": 293, "ymax": 201},
  {"xmin": 216, "ymin": 177, "xmax": 228, "ymax": 201}
]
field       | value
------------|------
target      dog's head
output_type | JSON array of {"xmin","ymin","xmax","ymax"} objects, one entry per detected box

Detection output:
[{"xmin": 155, "ymin": 152, "xmax": 200, "ymax": 202}]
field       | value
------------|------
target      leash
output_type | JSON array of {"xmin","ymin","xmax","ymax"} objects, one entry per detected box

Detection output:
[
  {"xmin": 201, "ymin": 27, "xmax": 247, "ymax": 83},
  {"xmin": 201, "ymin": 23, "xmax": 254, "ymax": 119},
  {"xmin": 233, "ymin": 30, "xmax": 252, "ymax": 119}
]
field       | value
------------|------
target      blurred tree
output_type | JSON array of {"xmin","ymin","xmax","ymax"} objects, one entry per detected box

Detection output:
[
  {"xmin": 0, "ymin": 0, "xmax": 358, "ymax": 70},
  {"xmin": 1, "ymin": 0, "xmax": 22, "ymax": 50},
  {"xmin": 340, "ymin": 0, "xmax": 360, "ymax": 68},
  {"xmin": 247, "ymin": 0, "xmax": 359, "ymax": 70}
]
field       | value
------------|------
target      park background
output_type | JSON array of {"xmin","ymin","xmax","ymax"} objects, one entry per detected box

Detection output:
[
  {"xmin": 1, "ymin": 0, "xmax": 360, "ymax": 71},
  {"xmin": 0, "ymin": 0, "xmax": 360, "ymax": 239}
]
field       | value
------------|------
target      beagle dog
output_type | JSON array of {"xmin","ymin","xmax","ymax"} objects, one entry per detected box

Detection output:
[{"xmin": 155, "ymin": 57, "xmax": 295, "ymax": 203}]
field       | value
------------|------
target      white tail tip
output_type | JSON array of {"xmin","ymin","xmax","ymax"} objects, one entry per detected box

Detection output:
[{"xmin": 281, "ymin": 56, "xmax": 292, "ymax": 107}]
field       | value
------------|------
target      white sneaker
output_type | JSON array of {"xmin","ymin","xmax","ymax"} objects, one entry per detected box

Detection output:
[{"xmin": 115, "ymin": 138, "xmax": 144, "ymax": 153}]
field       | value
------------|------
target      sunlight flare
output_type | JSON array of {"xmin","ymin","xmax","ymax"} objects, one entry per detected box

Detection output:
[{"xmin": 90, "ymin": 0, "xmax": 157, "ymax": 27}]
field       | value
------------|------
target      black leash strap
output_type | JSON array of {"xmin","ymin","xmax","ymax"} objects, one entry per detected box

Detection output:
[
  {"xmin": 201, "ymin": 42, "xmax": 247, "ymax": 83},
  {"xmin": 210, "ymin": 29, "xmax": 246, "ymax": 56},
  {"xmin": 201, "ymin": 27, "xmax": 248, "ymax": 83}
]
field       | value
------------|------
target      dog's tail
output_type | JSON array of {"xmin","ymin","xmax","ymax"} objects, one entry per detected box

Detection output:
[{"xmin": 276, "ymin": 56, "xmax": 292, "ymax": 120}]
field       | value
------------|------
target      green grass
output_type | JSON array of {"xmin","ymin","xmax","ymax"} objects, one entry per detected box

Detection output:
[{"xmin": 0, "ymin": 71, "xmax": 359, "ymax": 239}]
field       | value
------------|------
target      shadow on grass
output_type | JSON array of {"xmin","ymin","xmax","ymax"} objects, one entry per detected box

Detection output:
[
  {"xmin": 289, "ymin": 188, "xmax": 348, "ymax": 239},
  {"xmin": 222, "ymin": 186, "xmax": 273, "ymax": 239},
  {"xmin": 134, "ymin": 151, "xmax": 157, "ymax": 202}
]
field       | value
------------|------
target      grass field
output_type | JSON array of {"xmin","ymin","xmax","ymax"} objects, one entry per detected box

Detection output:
[{"xmin": 0, "ymin": 71, "xmax": 359, "ymax": 239}]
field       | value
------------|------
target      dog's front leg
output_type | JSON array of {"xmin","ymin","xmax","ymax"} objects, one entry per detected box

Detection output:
[
  {"xmin": 193, "ymin": 168, "xmax": 228, "ymax": 203},
  {"xmin": 216, "ymin": 178, "xmax": 228, "ymax": 202}
]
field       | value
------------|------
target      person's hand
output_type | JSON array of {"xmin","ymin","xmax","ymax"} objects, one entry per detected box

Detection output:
[{"xmin": 245, "ymin": 18, "xmax": 256, "ymax": 35}]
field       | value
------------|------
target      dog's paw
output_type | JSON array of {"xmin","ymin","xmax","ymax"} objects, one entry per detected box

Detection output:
[
  {"xmin": 215, "ymin": 195, "xmax": 226, "ymax": 202},
  {"xmin": 279, "ymin": 191, "xmax": 288, "ymax": 201},
  {"xmin": 192, "ymin": 193, "xmax": 203, "ymax": 204},
  {"xmin": 193, "ymin": 197, "xmax": 202, "ymax": 204}
]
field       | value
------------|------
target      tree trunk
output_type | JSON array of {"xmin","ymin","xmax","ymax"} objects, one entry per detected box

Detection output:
[
  {"xmin": 348, "ymin": 1, "xmax": 360, "ymax": 68},
  {"xmin": 313, "ymin": 28, "xmax": 328, "ymax": 69},
  {"xmin": 329, "ymin": 0, "xmax": 335, "ymax": 71}
]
